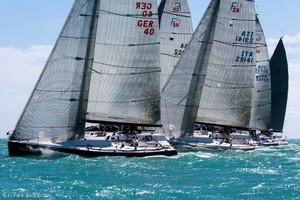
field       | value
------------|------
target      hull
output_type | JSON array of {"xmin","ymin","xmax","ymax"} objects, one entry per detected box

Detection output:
[
  {"xmin": 173, "ymin": 140, "xmax": 257, "ymax": 151},
  {"xmin": 8, "ymin": 141, "xmax": 177, "ymax": 158}
]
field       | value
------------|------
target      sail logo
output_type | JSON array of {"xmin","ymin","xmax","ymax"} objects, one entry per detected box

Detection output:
[
  {"xmin": 171, "ymin": 18, "xmax": 181, "ymax": 27},
  {"xmin": 230, "ymin": 2, "xmax": 242, "ymax": 13},
  {"xmin": 256, "ymin": 47, "xmax": 261, "ymax": 54},
  {"xmin": 256, "ymin": 34, "xmax": 262, "ymax": 42},
  {"xmin": 172, "ymin": 2, "xmax": 181, "ymax": 12}
]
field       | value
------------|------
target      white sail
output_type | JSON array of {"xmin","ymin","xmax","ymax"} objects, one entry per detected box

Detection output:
[
  {"xmin": 158, "ymin": 0, "xmax": 193, "ymax": 90},
  {"xmin": 86, "ymin": 0, "xmax": 161, "ymax": 126},
  {"xmin": 12, "ymin": 1, "xmax": 99, "ymax": 141},
  {"xmin": 196, "ymin": 0, "xmax": 256, "ymax": 129},
  {"xmin": 161, "ymin": 0, "xmax": 257, "ymax": 137},
  {"xmin": 249, "ymin": 16, "xmax": 271, "ymax": 131}
]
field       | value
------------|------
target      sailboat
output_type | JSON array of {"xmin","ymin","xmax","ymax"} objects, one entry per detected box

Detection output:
[
  {"xmin": 8, "ymin": 0, "xmax": 177, "ymax": 157},
  {"xmin": 158, "ymin": 0, "xmax": 193, "ymax": 90},
  {"xmin": 269, "ymin": 38, "xmax": 289, "ymax": 145},
  {"xmin": 161, "ymin": 0, "xmax": 258, "ymax": 150}
]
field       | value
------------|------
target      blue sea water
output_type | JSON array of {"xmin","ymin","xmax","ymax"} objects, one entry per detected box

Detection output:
[{"xmin": 1, "ymin": 139, "xmax": 299, "ymax": 200}]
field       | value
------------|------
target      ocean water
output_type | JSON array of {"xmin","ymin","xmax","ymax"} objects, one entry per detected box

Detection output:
[{"xmin": 1, "ymin": 139, "xmax": 299, "ymax": 200}]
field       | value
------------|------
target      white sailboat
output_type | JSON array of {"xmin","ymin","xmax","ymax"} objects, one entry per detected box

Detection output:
[
  {"xmin": 161, "ymin": 0, "xmax": 258, "ymax": 150},
  {"xmin": 8, "ymin": 0, "xmax": 177, "ymax": 157}
]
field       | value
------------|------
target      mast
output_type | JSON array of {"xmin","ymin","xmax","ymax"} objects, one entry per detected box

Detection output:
[
  {"xmin": 158, "ymin": 0, "xmax": 167, "ymax": 26},
  {"xmin": 180, "ymin": 0, "xmax": 220, "ymax": 136},
  {"xmin": 270, "ymin": 38, "xmax": 289, "ymax": 132},
  {"xmin": 73, "ymin": 0, "xmax": 100, "ymax": 139}
]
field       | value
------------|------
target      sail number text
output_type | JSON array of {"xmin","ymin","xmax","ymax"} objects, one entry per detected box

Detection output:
[
  {"xmin": 136, "ymin": 2, "xmax": 155, "ymax": 35},
  {"xmin": 235, "ymin": 31, "xmax": 254, "ymax": 43},
  {"xmin": 235, "ymin": 51, "xmax": 254, "ymax": 63},
  {"xmin": 174, "ymin": 43, "xmax": 188, "ymax": 56},
  {"xmin": 256, "ymin": 65, "xmax": 269, "ymax": 82}
]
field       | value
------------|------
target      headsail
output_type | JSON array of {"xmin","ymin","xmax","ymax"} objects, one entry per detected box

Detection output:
[
  {"xmin": 249, "ymin": 16, "xmax": 271, "ymax": 131},
  {"xmin": 161, "ymin": 0, "xmax": 257, "ymax": 138},
  {"xmin": 270, "ymin": 38, "xmax": 289, "ymax": 132},
  {"xmin": 12, "ymin": 0, "xmax": 100, "ymax": 141},
  {"xmin": 158, "ymin": 0, "xmax": 193, "ymax": 90},
  {"xmin": 86, "ymin": 0, "xmax": 161, "ymax": 126}
]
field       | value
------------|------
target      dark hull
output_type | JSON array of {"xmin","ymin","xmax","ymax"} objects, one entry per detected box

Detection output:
[{"xmin": 8, "ymin": 141, "xmax": 177, "ymax": 158}]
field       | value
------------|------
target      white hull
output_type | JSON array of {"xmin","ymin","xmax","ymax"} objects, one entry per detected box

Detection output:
[
  {"xmin": 178, "ymin": 141, "xmax": 257, "ymax": 151},
  {"xmin": 172, "ymin": 134, "xmax": 257, "ymax": 151}
]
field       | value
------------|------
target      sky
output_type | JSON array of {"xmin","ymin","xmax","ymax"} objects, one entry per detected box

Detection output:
[{"xmin": 0, "ymin": 0, "xmax": 299, "ymax": 139}]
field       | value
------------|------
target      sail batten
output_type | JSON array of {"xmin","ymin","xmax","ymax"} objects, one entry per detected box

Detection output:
[{"xmin": 95, "ymin": 41, "xmax": 160, "ymax": 47}]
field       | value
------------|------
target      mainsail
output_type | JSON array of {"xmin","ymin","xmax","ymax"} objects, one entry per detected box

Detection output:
[
  {"xmin": 12, "ymin": 1, "xmax": 100, "ymax": 141},
  {"xmin": 161, "ymin": 0, "xmax": 257, "ymax": 137},
  {"xmin": 249, "ymin": 16, "xmax": 271, "ymax": 131},
  {"xmin": 85, "ymin": 0, "xmax": 161, "ymax": 126},
  {"xmin": 158, "ymin": 0, "xmax": 193, "ymax": 90},
  {"xmin": 196, "ymin": 0, "xmax": 256, "ymax": 129},
  {"xmin": 12, "ymin": 0, "xmax": 161, "ymax": 141},
  {"xmin": 270, "ymin": 38, "xmax": 289, "ymax": 132}
]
